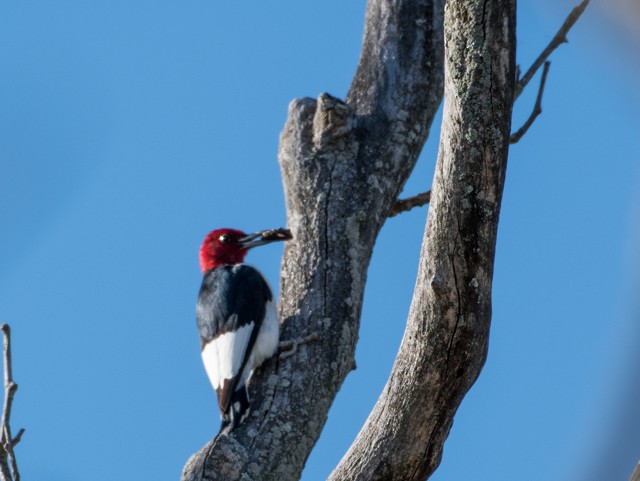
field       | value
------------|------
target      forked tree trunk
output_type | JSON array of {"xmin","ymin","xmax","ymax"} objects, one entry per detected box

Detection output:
[{"xmin": 181, "ymin": 1, "xmax": 516, "ymax": 480}]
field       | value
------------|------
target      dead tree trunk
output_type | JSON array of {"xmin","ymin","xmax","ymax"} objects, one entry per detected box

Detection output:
[
  {"xmin": 328, "ymin": 0, "xmax": 516, "ymax": 478},
  {"xmin": 181, "ymin": 0, "xmax": 515, "ymax": 480}
]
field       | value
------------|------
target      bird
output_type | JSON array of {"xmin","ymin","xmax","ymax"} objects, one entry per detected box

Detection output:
[{"xmin": 196, "ymin": 227, "xmax": 291, "ymax": 432}]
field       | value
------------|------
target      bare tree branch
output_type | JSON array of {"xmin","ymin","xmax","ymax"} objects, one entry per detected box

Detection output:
[
  {"xmin": 515, "ymin": 0, "xmax": 589, "ymax": 100},
  {"xmin": 7, "ymin": 431, "xmax": 22, "ymax": 450},
  {"xmin": 328, "ymin": 0, "xmax": 517, "ymax": 478},
  {"xmin": 510, "ymin": 61, "xmax": 551, "ymax": 144},
  {"xmin": 389, "ymin": 190, "xmax": 432, "ymax": 217},
  {"xmin": 630, "ymin": 461, "xmax": 640, "ymax": 481},
  {"xmin": 0, "ymin": 325, "xmax": 22, "ymax": 481},
  {"xmin": 0, "ymin": 447, "xmax": 10, "ymax": 481}
]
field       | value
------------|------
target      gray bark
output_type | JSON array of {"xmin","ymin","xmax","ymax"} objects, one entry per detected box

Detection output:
[
  {"xmin": 181, "ymin": 0, "xmax": 515, "ymax": 480},
  {"xmin": 328, "ymin": 0, "xmax": 516, "ymax": 479}
]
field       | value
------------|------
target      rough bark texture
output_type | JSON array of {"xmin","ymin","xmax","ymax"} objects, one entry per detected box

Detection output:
[
  {"xmin": 181, "ymin": 1, "xmax": 444, "ymax": 480},
  {"xmin": 328, "ymin": 1, "xmax": 516, "ymax": 479}
]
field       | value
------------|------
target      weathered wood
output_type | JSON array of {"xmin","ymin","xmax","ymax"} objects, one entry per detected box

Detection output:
[
  {"xmin": 0, "ymin": 324, "xmax": 22, "ymax": 481},
  {"xmin": 181, "ymin": 1, "xmax": 444, "ymax": 480},
  {"xmin": 630, "ymin": 461, "xmax": 640, "ymax": 481},
  {"xmin": 327, "ymin": 1, "xmax": 517, "ymax": 480}
]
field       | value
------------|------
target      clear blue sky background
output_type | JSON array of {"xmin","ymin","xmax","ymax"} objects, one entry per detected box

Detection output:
[{"xmin": 1, "ymin": 1, "xmax": 638, "ymax": 480}]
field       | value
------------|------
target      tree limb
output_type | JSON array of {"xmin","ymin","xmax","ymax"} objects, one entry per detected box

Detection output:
[
  {"xmin": 515, "ymin": 0, "xmax": 589, "ymax": 100},
  {"xmin": 328, "ymin": 0, "xmax": 517, "ymax": 479},
  {"xmin": 510, "ymin": 61, "xmax": 551, "ymax": 144},
  {"xmin": 630, "ymin": 461, "xmax": 640, "ymax": 481},
  {"xmin": 0, "ymin": 325, "xmax": 22, "ymax": 481},
  {"xmin": 389, "ymin": 191, "xmax": 432, "ymax": 218}
]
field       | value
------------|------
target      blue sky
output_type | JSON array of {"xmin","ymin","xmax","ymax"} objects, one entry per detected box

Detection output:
[{"xmin": 1, "ymin": 1, "xmax": 638, "ymax": 480}]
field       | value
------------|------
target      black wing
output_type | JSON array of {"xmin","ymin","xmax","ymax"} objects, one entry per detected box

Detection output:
[
  {"xmin": 197, "ymin": 264, "xmax": 273, "ymax": 343},
  {"xmin": 196, "ymin": 264, "xmax": 273, "ymax": 413}
]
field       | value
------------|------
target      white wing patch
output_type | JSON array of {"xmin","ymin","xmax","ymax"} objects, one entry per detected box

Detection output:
[
  {"xmin": 252, "ymin": 300, "xmax": 279, "ymax": 370},
  {"xmin": 201, "ymin": 322, "xmax": 254, "ymax": 391}
]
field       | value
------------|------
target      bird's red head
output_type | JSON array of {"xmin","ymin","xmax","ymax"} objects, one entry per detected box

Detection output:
[
  {"xmin": 199, "ymin": 228, "xmax": 249, "ymax": 272},
  {"xmin": 199, "ymin": 227, "xmax": 293, "ymax": 273}
]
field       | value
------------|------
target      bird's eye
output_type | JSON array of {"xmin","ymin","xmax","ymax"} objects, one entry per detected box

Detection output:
[{"xmin": 218, "ymin": 234, "xmax": 231, "ymax": 244}]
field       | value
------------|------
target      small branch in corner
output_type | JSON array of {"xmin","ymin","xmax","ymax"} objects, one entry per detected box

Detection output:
[
  {"xmin": 514, "ymin": 0, "xmax": 589, "ymax": 100},
  {"xmin": 7, "ymin": 431, "xmax": 23, "ymax": 450},
  {"xmin": 389, "ymin": 190, "xmax": 431, "ymax": 218},
  {"xmin": 0, "ymin": 324, "xmax": 23, "ymax": 481},
  {"xmin": 510, "ymin": 61, "xmax": 551, "ymax": 144}
]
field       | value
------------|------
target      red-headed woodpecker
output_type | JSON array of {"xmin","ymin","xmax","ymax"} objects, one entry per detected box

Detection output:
[{"xmin": 197, "ymin": 227, "xmax": 291, "ymax": 432}]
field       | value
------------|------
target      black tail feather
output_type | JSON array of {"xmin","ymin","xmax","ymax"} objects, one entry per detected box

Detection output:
[{"xmin": 220, "ymin": 385, "xmax": 250, "ymax": 433}]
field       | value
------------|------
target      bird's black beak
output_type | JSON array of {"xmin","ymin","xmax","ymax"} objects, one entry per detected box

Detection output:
[{"xmin": 239, "ymin": 228, "xmax": 293, "ymax": 250}]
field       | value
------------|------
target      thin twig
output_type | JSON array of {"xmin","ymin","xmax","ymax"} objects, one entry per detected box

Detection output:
[
  {"xmin": 0, "ymin": 456, "xmax": 10, "ymax": 481},
  {"xmin": 392, "ymin": 3, "xmax": 589, "ymax": 216},
  {"xmin": 389, "ymin": 190, "xmax": 431, "ymax": 218},
  {"xmin": 0, "ymin": 325, "xmax": 21, "ymax": 481},
  {"xmin": 8, "ymin": 431, "xmax": 23, "ymax": 450},
  {"xmin": 510, "ymin": 61, "xmax": 551, "ymax": 144},
  {"xmin": 279, "ymin": 332, "xmax": 319, "ymax": 359},
  {"xmin": 514, "ymin": 0, "xmax": 589, "ymax": 100}
]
